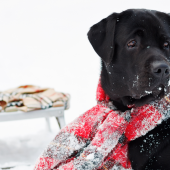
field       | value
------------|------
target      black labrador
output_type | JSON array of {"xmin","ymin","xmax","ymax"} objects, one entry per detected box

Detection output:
[{"xmin": 88, "ymin": 9, "xmax": 170, "ymax": 170}]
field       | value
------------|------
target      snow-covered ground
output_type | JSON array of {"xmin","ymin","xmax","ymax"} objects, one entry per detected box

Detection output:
[
  {"xmin": 0, "ymin": 118, "xmax": 60, "ymax": 169},
  {"xmin": 0, "ymin": 0, "xmax": 169, "ymax": 169}
]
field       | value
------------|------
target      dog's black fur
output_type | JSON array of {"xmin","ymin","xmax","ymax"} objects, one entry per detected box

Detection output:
[{"xmin": 88, "ymin": 9, "xmax": 170, "ymax": 170}]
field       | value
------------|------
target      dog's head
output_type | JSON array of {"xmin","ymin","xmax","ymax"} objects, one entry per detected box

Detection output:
[{"xmin": 88, "ymin": 9, "xmax": 170, "ymax": 110}]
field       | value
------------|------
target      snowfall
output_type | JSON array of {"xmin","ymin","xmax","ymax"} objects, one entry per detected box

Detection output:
[{"xmin": 0, "ymin": 0, "xmax": 169, "ymax": 169}]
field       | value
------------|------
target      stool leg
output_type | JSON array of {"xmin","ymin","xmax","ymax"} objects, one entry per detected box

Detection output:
[
  {"xmin": 45, "ymin": 117, "xmax": 51, "ymax": 132},
  {"xmin": 56, "ymin": 115, "xmax": 66, "ymax": 129}
]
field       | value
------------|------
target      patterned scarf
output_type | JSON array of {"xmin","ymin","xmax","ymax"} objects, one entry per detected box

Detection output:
[{"xmin": 34, "ymin": 80, "xmax": 170, "ymax": 170}]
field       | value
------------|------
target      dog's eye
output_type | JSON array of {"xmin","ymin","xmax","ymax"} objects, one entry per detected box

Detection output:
[
  {"xmin": 127, "ymin": 40, "xmax": 137, "ymax": 48},
  {"xmin": 163, "ymin": 42, "xmax": 169, "ymax": 49}
]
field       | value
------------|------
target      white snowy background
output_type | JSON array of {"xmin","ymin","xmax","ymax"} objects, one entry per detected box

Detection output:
[{"xmin": 0, "ymin": 0, "xmax": 170, "ymax": 169}]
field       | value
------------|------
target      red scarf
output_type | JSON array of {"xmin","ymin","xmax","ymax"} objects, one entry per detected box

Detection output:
[{"xmin": 34, "ymin": 80, "xmax": 170, "ymax": 170}]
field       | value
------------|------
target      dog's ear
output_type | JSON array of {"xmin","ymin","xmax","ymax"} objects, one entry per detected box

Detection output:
[{"xmin": 87, "ymin": 13, "xmax": 118, "ymax": 64}]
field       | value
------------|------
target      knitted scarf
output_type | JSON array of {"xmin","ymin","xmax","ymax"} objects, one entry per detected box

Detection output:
[{"xmin": 34, "ymin": 80, "xmax": 170, "ymax": 170}]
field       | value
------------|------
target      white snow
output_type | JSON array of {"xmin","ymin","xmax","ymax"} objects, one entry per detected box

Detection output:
[
  {"xmin": 0, "ymin": 165, "xmax": 34, "ymax": 170},
  {"xmin": 145, "ymin": 90, "xmax": 152, "ymax": 94},
  {"xmin": 0, "ymin": 118, "xmax": 60, "ymax": 169},
  {"xmin": 86, "ymin": 153, "xmax": 94, "ymax": 160},
  {"xmin": 0, "ymin": 0, "xmax": 169, "ymax": 169}
]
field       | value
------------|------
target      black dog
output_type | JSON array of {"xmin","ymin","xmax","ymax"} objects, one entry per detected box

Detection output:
[{"xmin": 88, "ymin": 9, "xmax": 170, "ymax": 170}]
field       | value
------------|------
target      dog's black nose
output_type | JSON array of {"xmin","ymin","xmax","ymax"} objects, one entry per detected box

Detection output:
[{"xmin": 152, "ymin": 61, "xmax": 170, "ymax": 78}]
